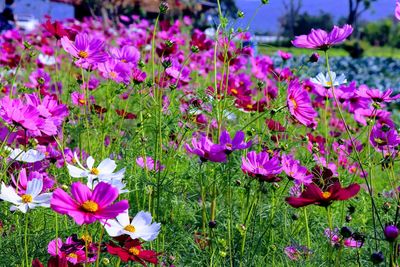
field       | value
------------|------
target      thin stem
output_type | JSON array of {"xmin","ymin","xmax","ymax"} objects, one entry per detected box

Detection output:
[{"xmin": 24, "ymin": 215, "xmax": 29, "ymax": 267}]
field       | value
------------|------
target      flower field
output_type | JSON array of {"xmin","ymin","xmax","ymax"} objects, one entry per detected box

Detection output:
[{"xmin": 1, "ymin": 2, "xmax": 400, "ymax": 267}]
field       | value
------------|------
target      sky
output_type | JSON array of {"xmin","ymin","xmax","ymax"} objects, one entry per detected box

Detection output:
[{"xmin": 236, "ymin": 0, "xmax": 395, "ymax": 33}]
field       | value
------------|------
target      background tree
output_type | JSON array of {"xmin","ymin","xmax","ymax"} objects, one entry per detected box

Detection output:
[{"xmin": 347, "ymin": 0, "xmax": 378, "ymax": 27}]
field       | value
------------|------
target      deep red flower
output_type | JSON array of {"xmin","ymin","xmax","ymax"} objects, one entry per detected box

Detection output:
[
  {"xmin": 286, "ymin": 182, "xmax": 360, "ymax": 208},
  {"xmin": 43, "ymin": 20, "xmax": 76, "ymax": 40},
  {"xmin": 107, "ymin": 237, "xmax": 159, "ymax": 266},
  {"xmin": 116, "ymin": 109, "xmax": 137, "ymax": 120}
]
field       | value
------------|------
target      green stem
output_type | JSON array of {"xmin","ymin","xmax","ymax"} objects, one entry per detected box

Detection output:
[{"xmin": 24, "ymin": 215, "xmax": 29, "ymax": 267}]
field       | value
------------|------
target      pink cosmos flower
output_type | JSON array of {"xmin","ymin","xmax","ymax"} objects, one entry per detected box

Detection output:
[
  {"xmin": 287, "ymin": 81, "xmax": 318, "ymax": 128},
  {"xmin": 61, "ymin": 33, "xmax": 108, "ymax": 68},
  {"xmin": 292, "ymin": 24, "xmax": 353, "ymax": 50},
  {"xmin": 281, "ymin": 154, "xmax": 313, "ymax": 185},
  {"xmin": 185, "ymin": 135, "xmax": 226, "ymax": 163},
  {"xmin": 357, "ymin": 86, "xmax": 400, "ymax": 104},
  {"xmin": 396, "ymin": 1, "xmax": 400, "ymax": 20},
  {"xmin": 50, "ymin": 181, "xmax": 129, "ymax": 225},
  {"xmin": 136, "ymin": 156, "xmax": 164, "ymax": 172},
  {"xmin": 110, "ymin": 45, "xmax": 140, "ymax": 65},
  {"xmin": 241, "ymin": 151, "xmax": 282, "ymax": 182},
  {"xmin": 97, "ymin": 59, "xmax": 130, "ymax": 83},
  {"xmin": 71, "ymin": 91, "xmax": 86, "ymax": 106},
  {"xmin": 277, "ymin": 50, "xmax": 292, "ymax": 61}
]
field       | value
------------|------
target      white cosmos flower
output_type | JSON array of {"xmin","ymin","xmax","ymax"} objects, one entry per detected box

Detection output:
[
  {"xmin": 67, "ymin": 152, "xmax": 126, "ymax": 192},
  {"xmin": 0, "ymin": 179, "xmax": 52, "ymax": 213},
  {"xmin": 38, "ymin": 54, "xmax": 56, "ymax": 66},
  {"xmin": 105, "ymin": 211, "xmax": 161, "ymax": 241},
  {"xmin": 310, "ymin": 71, "xmax": 347, "ymax": 88},
  {"xmin": 6, "ymin": 147, "xmax": 45, "ymax": 163}
]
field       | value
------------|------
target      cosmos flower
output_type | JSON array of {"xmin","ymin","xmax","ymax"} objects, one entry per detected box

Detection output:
[
  {"xmin": 47, "ymin": 235, "xmax": 97, "ymax": 265},
  {"xmin": 105, "ymin": 211, "xmax": 161, "ymax": 241},
  {"xmin": 6, "ymin": 147, "xmax": 45, "ymax": 163},
  {"xmin": 185, "ymin": 135, "xmax": 226, "ymax": 163},
  {"xmin": 285, "ymin": 182, "xmax": 360, "ymax": 208},
  {"xmin": 110, "ymin": 45, "xmax": 140, "ymax": 65},
  {"xmin": 241, "ymin": 151, "xmax": 282, "ymax": 182},
  {"xmin": 357, "ymin": 87, "xmax": 400, "ymax": 103},
  {"xmin": 43, "ymin": 19, "xmax": 76, "ymax": 40},
  {"xmin": 325, "ymin": 228, "xmax": 363, "ymax": 248},
  {"xmin": 61, "ymin": 33, "xmax": 108, "ymax": 68},
  {"xmin": 0, "ymin": 179, "xmax": 52, "ymax": 213},
  {"xmin": 107, "ymin": 237, "xmax": 159, "ymax": 265},
  {"xmin": 281, "ymin": 154, "xmax": 313, "ymax": 185},
  {"xmin": 369, "ymin": 125, "xmax": 400, "ymax": 152},
  {"xmin": 219, "ymin": 130, "xmax": 252, "ymax": 154},
  {"xmin": 310, "ymin": 71, "xmax": 347, "ymax": 88},
  {"xmin": 287, "ymin": 81, "xmax": 318, "ymax": 128},
  {"xmin": 277, "ymin": 50, "xmax": 292, "ymax": 61},
  {"xmin": 67, "ymin": 152, "xmax": 126, "ymax": 189},
  {"xmin": 50, "ymin": 181, "xmax": 129, "ymax": 225},
  {"xmin": 136, "ymin": 157, "xmax": 164, "ymax": 172},
  {"xmin": 396, "ymin": 1, "xmax": 400, "ymax": 20},
  {"xmin": 292, "ymin": 24, "xmax": 353, "ymax": 50}
]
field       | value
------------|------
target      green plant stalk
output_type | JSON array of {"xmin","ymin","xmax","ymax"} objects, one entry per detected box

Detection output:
[
  {"xmin": 24, "ymin": 215, "xmax": 29, "ymax": 267},
  {"xmin": 325, "ymin": 50, "xmax": 383, "ymax": 243}
]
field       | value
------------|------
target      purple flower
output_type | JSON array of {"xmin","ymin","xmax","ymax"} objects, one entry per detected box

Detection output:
[
  {"xmin": 71, "ymin": 91, "xmax": 86, "ymax": 106},
  {"xmin": 396, "ymin": 1, "xmax": 400, "ymax": 20},
  {"xmin": 61, "ymin": 33, "xmax": 108, "ymax": 68},
  {"xmin": 292, "ymin": 25, "xmax": 353, "ymax": 50},
  {"xmin": 357, "ymin": 86, "xmax": 400, "ymax": 104},
  {"xmin": 219, "ymin": 130, "xmax": 251, "ymax": 154},
  {"xmin": 284, "ymin": 245, "xmax": 311, "ymax": 261},
  {"xmin": 185, "ymin": 135, "xmax": 226, "ymax": 163},
  {"xmin": 110, "ymin": 45, "xmax": 140, "ymax": 65},
  {"xmin": 97, "ymin": 59, "xmax": 130, "ymax": 83},
  {"xmin": 370, "ymin": 125, "xmax": 400, "ymax": 152},
  {"xmin": 281, "ymin": 154, "xmax": 313, "ymax": 185},
  {"xmin": 136, "ymin": 156, "xmax": 164, "ymax": 172},
  {"xmin": 287, "ymin": 80, "xmax": 318, "ymax": 128},
  {"xmin": 384, "ymin": 225, "xmax": 399, "ymax": 242},
  {"xmin": 27, "ymin": 69, "xmax": 51, "ymax": 90},
  {"xmin": 277, "ymin": 50, "xmax": 292, "ymax": 61},
  {"xmin": 241, "ymin": 151, "xmax": 282, "ymax": 182}
]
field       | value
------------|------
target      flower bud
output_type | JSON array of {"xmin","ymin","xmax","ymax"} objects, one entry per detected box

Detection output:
[
  {"xmin": 208, "ymin": 221, "xmax": 217, "ymax": 228},
  {"xmin": 340, "ymin": 226, "xmax": 352, "ymax": 238},
  {"xmin": 159, "ymin": 1, "xmax": 169, "ymax": 14},
  {"xmin": 370, "ymin": 251, "xmax": 384, "ymax": 264},
  {"xmin": 384, "ymin": 225, "xmax": 399, "ymax": 242},
  {"xmin": 237, "ymin": 11, "xmax": 245, "ymax": 18},
  {"xmin": 309, "ymin": 52, "xmax": 320, "ymax": 63}
]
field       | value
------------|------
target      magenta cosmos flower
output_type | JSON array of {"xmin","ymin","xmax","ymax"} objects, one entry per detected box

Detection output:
[
  {"xmin": 61, "ymin": 33, "xmax": 108, "ymax": 68},
  {"xmin": 50, "ymin": 181, "xmax": 129, "ymax": 225},
  {"xmin": 396, "ymin": 2, "xmax": 400, "ymax": 20},
  {"xmin": 287, "ymin": 81, "xmax": 318, "ymax": 128},
  {"xmin": 241, "ymin": 151, "xmax": 282, "ymax": 182},
  {"xmin": 185, "ymin": 135, "xmax": 226, "ymax": 163},
  {"xmin": 292, "ymin": 24, "xmax": 353, "ymax": 50},
  {"xmin": 219, "ymin": 130, "xmax": 252, "ymax": 154}
]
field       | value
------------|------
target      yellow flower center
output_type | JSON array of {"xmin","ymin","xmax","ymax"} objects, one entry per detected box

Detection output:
[
  {"xmin": 128, "ymin": 247, "xmax": 140, "ymax": 256},
  {"xmin": 21, "ymin": 194, "xmax": 33, "ymax": 203},
  {"xmin": 78, "ymin": 51, "xmax": 89, "ymax": 58},
  {"xmin": 124, "ymin": 224, "xmax": 136, "ymax": 233},
  {"xmin": 68, "ymin": 253, "xmax": 78, "ymax": 259},
  {"xmin": 231, "ymin": 88, "xmax": 238, "ymax": 95},
  {"xmin": 322, "ymin": 191, "xmax": 331, "ymax": 199},
  {"xmin": 90, "ymin": 167, "xmax": 100, "ymax": 175},
  {"xmin": 246, "ymin": 104, "xmax": 253, "ymax": 109},
  {"xmin": 109, "ymin": 71, "xmax": 117, "ymax": 78},
  {"xmin": 121, "ymin": 59, "xmax": 127, "ymax": 63},
  {"xmin": 290, "ymin": 98, "xmax": 298, "ymax": 109},
  {"xmin": 78, "ymin": 98, "xmax": 86, "ymax": 105},
  {"xmin": 81, "ymin": 200, "xmax": 99, "ymax": 212},
  {"xmin": 326, "ymin": 81, "xmax": 332, "ymax": 87},
  {"xmin": 81, "ymin": 234, "xmax": 92, "ymax": 243},
  {"xmin": 374, "ymin": 138, "xmax": 384, "ymax": 145}
]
